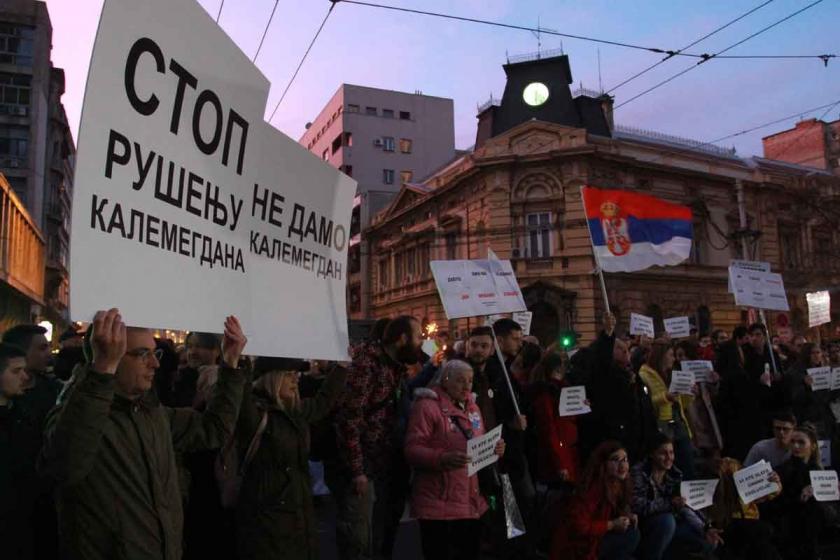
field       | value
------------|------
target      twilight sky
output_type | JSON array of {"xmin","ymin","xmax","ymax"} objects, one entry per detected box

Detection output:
[{"xmin": 45, "ymin": 0, "xmax": 840, "ymax": 157}]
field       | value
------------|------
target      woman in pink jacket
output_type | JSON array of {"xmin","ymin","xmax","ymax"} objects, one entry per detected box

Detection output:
[{"xmin": 405, "ymin": 359, "xmax": 506, "ymax": 560}]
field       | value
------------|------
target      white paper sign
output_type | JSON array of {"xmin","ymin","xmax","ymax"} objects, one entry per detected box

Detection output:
[
  {"xmin": 431, "ymin": 260, "xmax": 527, "ymax": 320},
  {"xmin": 69, "ymin": 0, "xmax": 356, "ymax": 360},
  {"xmin": 484, "ymin": 314, "xmax": 506, "ymax": 327},
  {"xmin": 421, "ymin": 339, "xmax": 438, "ymax": 357},
  {"xmin": 808, "ymin": 367, "xmax": 832, "ymax": 391},
  {"xmin": 833, "ymin": 368, "xmax": 840, "ymax": 392},
  {"xmin": 810, "ymin": 470, "xmax": 840, "ymax": 502},
  {"xmin": 669, "ymin": 370, "xmax": 695, "ymax": 396},
  {"xmin": 728, "ymin": 260, "xmax": 770, "ymax": 293},
  {"xmin": 730, "ymin": 269, "xmax": 790, "ymax": 311},
  {"xmin": 664, "ymin": 316, "xmax": 692, "ymax": 338},
  {"xmin": 512, "ymin": 311, "xmax": 533, "ymax": 336},
  {"xmin": 467, "ymin": 424, "xmax": 503, "ymax": 477},
  {"xmin": 558, "ymin": 386, "xmax": 591, "ymax": 417},
  {"xmin": 681, "ymin": 479, "xmax": 719, "ymax": 510},
  {"xmin": 733, "ymin": 460, "xmax": 780, "ymax": 504},
  {"xmin": 681, "ymin": 360, "xmax": 715, "ymax": 384},
  {"xmin": 630, "ymin": 313, "xmax": 655, "ymax": 337},
  {"xmin": 808, "ymin": 291, "xmax": 832, "ymax": 328}
]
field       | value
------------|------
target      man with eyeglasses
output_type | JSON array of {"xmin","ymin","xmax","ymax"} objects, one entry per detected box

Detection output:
[
  {"xmin": 744, "ymin": 410, "xmax": 796, "ymax": 468},
  {"xmin": 39, "ymin": 308, "xmax": 248, "ymax": 560}
]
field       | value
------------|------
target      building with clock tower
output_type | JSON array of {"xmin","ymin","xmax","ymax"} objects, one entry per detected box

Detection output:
[{"xmin": 362, "ymin": 52, "xmax": 840, "ymax": 345}]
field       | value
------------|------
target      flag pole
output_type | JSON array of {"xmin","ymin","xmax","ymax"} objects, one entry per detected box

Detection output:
[
  {"xmin": 485, "ymin": 250, "xmax": 522, "ymax": 418},
  {"xmin": 581, "ymin": 186, "xmax": 611, "ymax": 314}
]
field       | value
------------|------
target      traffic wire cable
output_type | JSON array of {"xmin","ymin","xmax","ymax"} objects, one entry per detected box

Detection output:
[
  {"xmin": 216, "ymin": 0, "xmax": 224, "ymax": 23},
  {"xmin": 606, "ymin": 0, "xmax": 775, "ymax": 94},
  {"xmin": 615, "ymin": 0, "xmax": 825, "ymax": 110},
  {"xmin": 268, "ymin": 1, "xmax": 337, "ymax": 123},
  {"xmin": 253, "ymin": 0, "xmax": 281, "ymax": 63}
]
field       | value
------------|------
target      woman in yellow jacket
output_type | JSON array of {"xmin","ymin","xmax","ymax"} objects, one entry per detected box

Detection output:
[{"xmin": 638, "ymin": 339, "xmax": 696, "ymax": 479}]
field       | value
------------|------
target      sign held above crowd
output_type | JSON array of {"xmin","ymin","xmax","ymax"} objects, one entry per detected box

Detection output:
[
  {"xmin": 430, "ymin": 259, "xmax": 527, "ymax": 320},
  {"xmin": 70, "ymin": 0, "xmax": 356, "ymax": 359}
]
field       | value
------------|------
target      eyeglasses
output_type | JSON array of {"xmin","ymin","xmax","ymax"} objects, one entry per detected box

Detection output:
[{"xmin": 125, "ymin": 348, "xmax": 164, "ymax": 362}]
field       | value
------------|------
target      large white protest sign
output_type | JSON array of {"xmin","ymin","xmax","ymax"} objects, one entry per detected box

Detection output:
[
  {"xmin": 664, "ymin": 316, "xmax": 691, "ymax": 339},
  {"xmin": 512, "ymin": 311, "xmax": 533, "ymax": 336},
  {"xmin": 681, "ymin": 360, "xmax": 715, "ymax": 384},
  {"xmin": 629, "ymin": 313, "xmax": 655, "ymax": 337},
  {"xmin": 669, "ymin": 370, "xmax": 695, "ymax": 396},
  {"xmin": 467, "ymin": 425, "xmax": 503, "ymax": 477},
  {"xmin": 733, "ymin": 460, "xmax": 780, "ymax": 504},
  {"xmin": 681, "ymin": 479, "xmax": 719, "ymax": 510},
  {"xmin": 808, "ymin": 291, "xmax": 831, "ymax": 328},
  {"xmin": 811, "ymin": 471, "xmax": 840, "ymax": 502},
  {"xmin": 70, "ymin": 0, "xmax": 355, "ymax": 360},
  {"xmin": 728, "ymin": 260, "xmax": 770, "ymax": 293},
  {"xmin": 808, "ymin": 367, "xmax": 832, "ymax": 391},
  {"xmin": 729, "ymin": 268, "xmax": 789, "ymax": 311},
  {"xmin": 431, "ymin": 260, "xmax": 526, "ymax": 319},
  {"xmin": 820, "ymin": 440, "xmax": 832, "ymax": 467},
  {"xmin": 558, "ymin": 386, "xmax": 591, "ymax": 417}
]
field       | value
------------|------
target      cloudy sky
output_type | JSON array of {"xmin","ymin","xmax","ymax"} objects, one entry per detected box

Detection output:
[{"xmin": 45, "ymin": 0, "xmax": 840, "ymax": 156}]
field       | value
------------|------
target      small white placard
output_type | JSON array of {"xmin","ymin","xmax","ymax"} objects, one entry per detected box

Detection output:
[
  {"xmin": 512, "ymin": 311, "xmax": 533, "ymax": 336},
  {"xmin": 807, "ymin": 291, "xmax": 831, "ymax": 328},
  {"xmin": 728, "ymin": 260, "xmax": 771, "ymax": 293},
  {"xmin": 810, "ymin": 470, "xmax": 840, "ymax": 502},
  {"xmin": 467, "ymin": 424, "xmax": 503, "ymax": 477},
  {"xmin": 808, "ymin": 367, "xmax": 832, "ymax": 391},
  {"xmin": 733, "ymin": 460, "xmax": 780, "ymax": 504},
  {"xmin": 421, "ymin": 339, "xmax": 438, "ymax": 357},
  {"xmin": 833, "ymin": 368, "xmax": 840, "ymax": 392},
  {"xmin": 558, "ymin": 386, "xmax": 591, "ymax": 417},
  {"xmin": 681, "ymin": 479, "xmax": 719, "ymax": 510},
  {"xmin": 664, "ymin": 316, "xmax": 691, "ymax": 338},
  {"xmin": 630, "ymin": 313, "xmax": 655, "ymax": 337},
  {"xmin": 681, "ymin": 360, "xmax": 715, "ymax": 384},
  {"xmin": 669, "ymin": 370, "xmax": 695, "ymax": 396},
  {"xmin": 820, "ymin": 440, "xmax": 832, "ymax": 467}
]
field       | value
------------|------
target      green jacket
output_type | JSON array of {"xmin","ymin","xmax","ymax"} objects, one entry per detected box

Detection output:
[
  {"xmin": 39, "ymin": 364, "xmax": 244, "ymax": 560},
  {"xmin": 235, "ymin": 366, "xmax": 346, "ymax": 560}
]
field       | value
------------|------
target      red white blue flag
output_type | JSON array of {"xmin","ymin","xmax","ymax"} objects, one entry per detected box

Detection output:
[{"xmin": 581, "ymin": 186, "xmax": 693, "ymax": 273}]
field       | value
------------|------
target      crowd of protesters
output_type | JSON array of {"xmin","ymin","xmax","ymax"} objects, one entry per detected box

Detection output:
[{"xmin": 2, "ymin": 309, "xmax": 840, "ymax": 560}]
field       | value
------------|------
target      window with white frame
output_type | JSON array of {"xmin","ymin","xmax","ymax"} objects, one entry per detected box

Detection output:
[
  {"xmin": 526, "ymin": 212, "xmax": 552, "ymax": 258},
  {"xmin": 382, "ymin": 136, "xmax": 395, "ymax": 152}
]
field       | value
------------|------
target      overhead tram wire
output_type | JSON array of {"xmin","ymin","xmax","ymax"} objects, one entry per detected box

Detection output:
[
  {"xmin": 614, "ymin": 0, "xmax": 825, "ymax": 110},
  {"xmin": 605, "ymin": 0, "xmax": 775, "ymax": 94},
  {"xmin": 770, "ymin": 98, "xmax": 840, "ymax": 160},
  {"xmin": 216, "ymin": 0, "xmax": 224, "ymax": 23},
  {"xmin": 253, "ymin": 0, "xmax": 280, "ymax": 63},
  {"xmin": 267, "ymin": 2, "xmax": 337, "ymax": 123}
]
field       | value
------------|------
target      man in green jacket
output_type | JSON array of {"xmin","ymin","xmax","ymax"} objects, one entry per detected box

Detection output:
[{"xmin": 39, "ymin": 308, "xmax": 248, "ymax": 560}]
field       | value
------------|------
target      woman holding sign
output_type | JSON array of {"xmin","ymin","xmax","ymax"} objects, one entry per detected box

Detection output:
[
  {"xmin": 404, "ymin": 359, "xmax": 505, "ymax": 560},
  {"xmin": 765, "ymin": 423, "xmax": 831, "ymax": 560},
  {"xmin": 638, "ymin": 340, "xmax": 696, "ymax": 479},
  {"xmin": 782, "ymin": 343, "xmax": 833, "ymax": 437}
]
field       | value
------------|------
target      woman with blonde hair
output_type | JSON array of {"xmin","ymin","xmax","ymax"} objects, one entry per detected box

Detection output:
[
  {"xmin": 234, "ymin": 357, "xmax": 346, "ymax": 560},
  {"xmin": 638, "ymin": 339, "xmax": 696, "ymax": 479}
]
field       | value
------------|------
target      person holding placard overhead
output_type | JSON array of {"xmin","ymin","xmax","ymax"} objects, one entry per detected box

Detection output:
[
  {"xmin": 404, "ymin": 359, "xmax": 505, "ymax": 560},
  {"xmin": 551, "ymin": 441, "xmax": 639, "ymax": 560},
  {"xmin": 638, "ymin": 340, "xmax": 696, "ymax": 480},
  {"xmin": 764, "ymin": 423, "xmax": 832, "ymax": 560}
]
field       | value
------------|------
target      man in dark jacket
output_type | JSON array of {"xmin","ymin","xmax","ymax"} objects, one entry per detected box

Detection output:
[
  {"xmin": 0, "ymin": 343, "xmax": 41, "ymax": 560},
  {"xmin": 583, "ymin": 312, "xmax": 658, "ymax": 463},
  {"xmin": 329, "ymin": 315, "xmax": 422, "ymax": 560},
  {"xmin": 39, "ymin": 308, "xmax": 247, "ymax": 560}
]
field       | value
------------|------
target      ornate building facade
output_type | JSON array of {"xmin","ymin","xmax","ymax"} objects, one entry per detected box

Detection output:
[{"xmin": 365, "ymin": 54, "xmax": 840, "ymax": 345}]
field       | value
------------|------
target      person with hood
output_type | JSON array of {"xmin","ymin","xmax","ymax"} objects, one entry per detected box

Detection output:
[
  {"xmin": 585, "ymin": 313, "xmax": 658, "ymax": 464},
  {"xmin": 234, "ymin": 356, "xmax": 347, "ymax": 560},
  {"xmin": 639, "ymin": 339, "xmax": 696, "ymax": 479},
  {"xmin": 551, "ymin": 440, "xmax": 639, "ymax": 560},
  {"xmin": 404, "ymin": 359, "xmax": 505, "ymax": 560},
  {"xmin": 764, "ymin": 423, "xmax": 833, "ymax": 560},
  {"xmin": 631, "ymin": 433, "xmax": 720, "ymax": 560},
  {"xmin": 38, "ymin": 309, "xmax": 247, "ymax": 560}
]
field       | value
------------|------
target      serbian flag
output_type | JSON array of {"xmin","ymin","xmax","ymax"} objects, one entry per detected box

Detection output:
[{"xmin": 581, "ymin": 186, "xmax": 693, "ymax": 273}]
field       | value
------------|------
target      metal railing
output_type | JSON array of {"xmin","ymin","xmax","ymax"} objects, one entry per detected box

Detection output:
[{"xmin": 0, "ymin": 174, "xmax": 45, "ymax": 303}]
